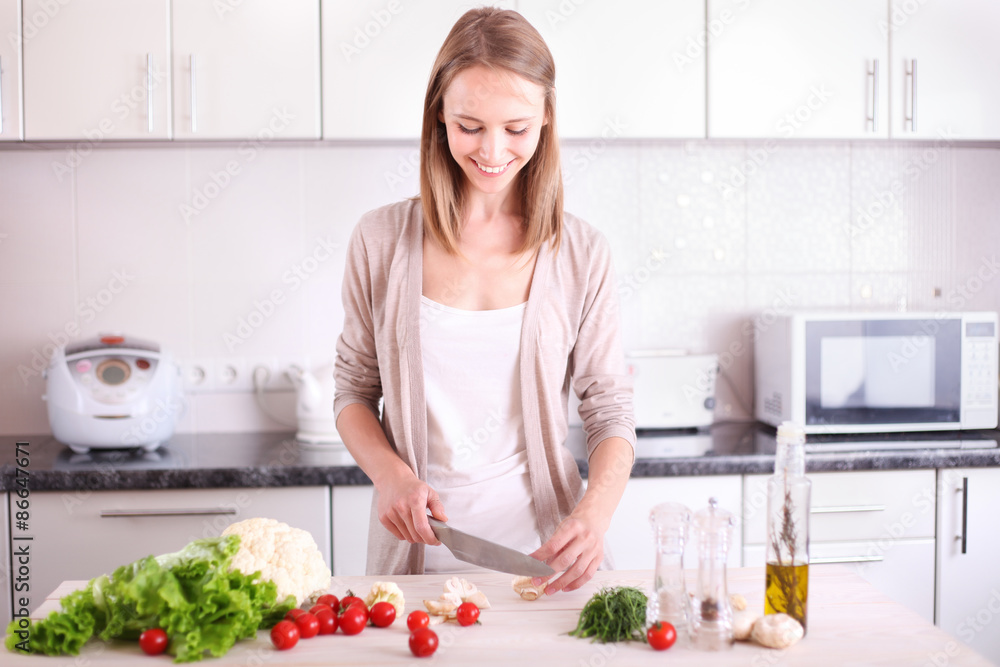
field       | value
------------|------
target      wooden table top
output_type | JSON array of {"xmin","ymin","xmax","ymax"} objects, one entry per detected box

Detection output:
[{"xmin": 6, "ymin": 566, "xmax": 994, "ymax": 666}]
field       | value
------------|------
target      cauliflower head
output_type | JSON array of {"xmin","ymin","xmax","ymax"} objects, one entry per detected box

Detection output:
[{"xmin": 221, "ymin": 518, "xmax": 331, "ymax": 606}]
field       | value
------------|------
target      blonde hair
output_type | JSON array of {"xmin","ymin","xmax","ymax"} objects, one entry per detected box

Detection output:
[{"xmin": 419, "ymin": 7, "xmax": 563, "ymax": 255}]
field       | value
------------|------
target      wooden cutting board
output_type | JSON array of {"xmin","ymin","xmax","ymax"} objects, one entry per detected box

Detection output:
[{"xmin": 7, "ymin": 567, "xmax": 994, "ymax": 666}]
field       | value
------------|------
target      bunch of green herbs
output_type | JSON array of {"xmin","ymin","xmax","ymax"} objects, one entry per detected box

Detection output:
[{"xmin": 568, "ymin": 586, "xmax": 648, "ymax": 643}]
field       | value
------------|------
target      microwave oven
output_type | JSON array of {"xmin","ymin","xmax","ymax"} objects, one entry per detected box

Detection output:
[{"xmin": 754, "ymin": 311, "xmax": 998, "ymax": 434}]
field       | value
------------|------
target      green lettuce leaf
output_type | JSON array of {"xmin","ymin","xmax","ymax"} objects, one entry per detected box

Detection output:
[{"xmin": 5, "ymin": 535, "xmax": 295, "ymax": 663}]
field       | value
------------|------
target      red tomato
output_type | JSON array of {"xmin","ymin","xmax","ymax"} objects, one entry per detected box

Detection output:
[
  {"xmin": 284, "ymin": 608, "xmax": 306, "ymax": 622},
  {"xmin": 138, "ymin": 628, "xmax": 168, "ymax": 656},
  {"xmin": 294, "ymin": 611, "xmax": 320, "ymax": 639},
  {"xmin": 647, "ymin": 621, "xmax": 677, "ymax": 651},
  {"xmin": 317, "ymin": 594, "xmax": 339, "ymax": 610},
  {"xmin": 456, "ymin": 601, "xmax": 480, "ymax": 627},
  {"xmin": 409, "ymin": 628, "xmax": 439, "ymax": 657},
  {"xmin": 309, "ymin": 604, "xmax": 337, "ymax": 635},
  {"xmin": 338, "ymin": 606, "xmax": 367, "ymax": 635},
  {"xmin": 340, "ymin": 595, "xmax": 366, "ymax": 612},
  {"xmin": 369, "ymin": 601, "xmax": 396, "ymax": 628},
  {"xmin": 407, "ymin": 610, "xmax": 430, "ymax": 633},
  {"xmin": 270, "ymin": 620, "xmax": 300, "ymax": 650}
]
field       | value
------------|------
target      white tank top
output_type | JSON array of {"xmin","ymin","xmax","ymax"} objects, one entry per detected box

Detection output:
[{"xmin": 419, "ymin": 295, "xmax": 541, "ymax": 573}]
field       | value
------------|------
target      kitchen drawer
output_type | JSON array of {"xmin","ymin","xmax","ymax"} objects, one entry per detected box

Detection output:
[
  {"xmin": 743, "ymin": 470, "xmax": 936, "ymax": 544},
  {"xmin": 22, "ymin": 487, "xmax": 331, "ymax": 608},
  {"xmin": 744, "ymin": 538, "xmax": 936, "ymax": 623}
]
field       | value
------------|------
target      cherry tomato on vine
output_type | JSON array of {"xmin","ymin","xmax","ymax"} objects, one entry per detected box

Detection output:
[
  {"xmin": 340, "ymin": 595, "xmax": 366, "ymax": 612},
  {"xmin": 317, "ymin": 594, "xmax": 339, "ymax": 610},
  {"xmin": 369, "ymin": 601, "xmax": 396, "ymax": 627},
  {"xmin": 138, "ymin": 628, "xmax": 168, "ymax": 655},
  {"xmin": 338, "ymin": 605, "xmax": 367, "ymax": 635},
  {"xmin": 284, "ymin": 608, "xmax": 306, "ymax": 622},
  {"xmin": 409, "ymin": 628, "xmax": 439, "ymax": 657},
  {"xmin": 407, "ymin": 610, "xmax": 430, "ymax": 632},
  {"xmin": 309, "ymin": 604, "xmax": 337, "ymax": 635},
  {"xmin": 294, "ymin": 611, "xmax": 320, "ymax": 639},
  {"xmin": 270, "ymin": 620, "xmax": 300, "ymax": 650},
  {"xmin": 647, "ymin": 621, "xmax": 677, "ymax": 650},
  {"xmin": 456, "ymin": 601, "xmax": 480, "ymax": 626}
]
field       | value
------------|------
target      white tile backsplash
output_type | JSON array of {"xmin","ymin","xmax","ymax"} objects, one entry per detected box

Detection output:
[{"xmin": 1, "ymin": 140, "xmax": 998, "ymax": 434}]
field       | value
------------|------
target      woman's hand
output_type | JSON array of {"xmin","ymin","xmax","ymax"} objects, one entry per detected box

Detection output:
[
  {"xmin": 376, "ymin": 471, "xmax": 448, "ymax": 545},
  {"xmin": 530, "ymin": 436, "xmax": 634, "ymax": 595},
  {"xmin": 529, "ymin": 511, "xmax": 606, "ymax": 594}
]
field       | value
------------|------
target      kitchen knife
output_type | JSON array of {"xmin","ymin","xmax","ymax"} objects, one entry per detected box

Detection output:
[{"xmin": 427, "ymin": 517, "xmax": 555, "ymax": 578}]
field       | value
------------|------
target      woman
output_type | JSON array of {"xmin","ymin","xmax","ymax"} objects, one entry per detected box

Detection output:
[{"xmin": 333, "ymin": 7, "xmax": 635, "ymax": 595}]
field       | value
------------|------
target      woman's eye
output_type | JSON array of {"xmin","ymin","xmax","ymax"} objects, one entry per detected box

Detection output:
[
  {"xmin": 458, "ymin": 124, "xmax": 481, "ymax": 135},
  {"xmin": 507, "ymin": 127, "xmax": 529, "ymax": 136}
]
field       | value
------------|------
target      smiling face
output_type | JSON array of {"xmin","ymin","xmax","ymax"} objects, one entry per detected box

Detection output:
[{"xmin": 439, "ymin": 65, "xmax": 548, "ymax": 203}]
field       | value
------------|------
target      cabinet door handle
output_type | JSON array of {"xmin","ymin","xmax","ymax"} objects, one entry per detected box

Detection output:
[
  {"xmin": 146, "ymin": 54, "xmax": 154, "ymax": 133},
  {"xmin": 957, "ymin": 477, "xmax": 968, "ymax": 554},
  {"xmin": 810, "ymin": 555, "xmax": 884, "ymax": 565},
  {"xmin": 100, "ymin": 508, "xmax": 238, "ymax": 518},
  {"xmin": 867, "ymin": 58, "xmax": 879, "ymax": 133},
  {"xmin": 190, "ymin": 54, "xmax": 198, "ymax": 133},
  {"xmin": 810, "ymin": 504, "xmax": 886, "ymax": 514},
  {"xmin": 905, "ymin": 58, "xmax": 918, "ymax": 132}
]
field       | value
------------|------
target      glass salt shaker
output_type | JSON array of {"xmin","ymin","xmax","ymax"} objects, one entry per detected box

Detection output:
[
  {"xmin": 647, "ymin": 502, "xmax": 692, "ymax": 645},
  {"xmin": 691, "ymin": 497, "xmax": 736, "ymax": 651}
]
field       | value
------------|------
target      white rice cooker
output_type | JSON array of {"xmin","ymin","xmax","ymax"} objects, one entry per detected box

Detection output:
[{"xmin": 44, "ymin": 333, "xmax": 184, "ymax": 453}]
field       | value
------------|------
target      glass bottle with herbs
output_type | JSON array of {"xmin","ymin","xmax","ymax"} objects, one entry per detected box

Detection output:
[{"xmin": 764, "ymin": 421, "xmax": 812, "ymax": 633}]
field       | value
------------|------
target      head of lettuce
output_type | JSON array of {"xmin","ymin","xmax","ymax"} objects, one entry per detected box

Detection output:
[{"xmin": 5, "ymin": 519, "xmax": 331, "ymax": 663}]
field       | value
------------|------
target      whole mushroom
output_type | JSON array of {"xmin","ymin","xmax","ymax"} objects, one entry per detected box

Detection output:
[{"xmin": 750, "ymin": 613, "xmax": 804, "ymax": 649}]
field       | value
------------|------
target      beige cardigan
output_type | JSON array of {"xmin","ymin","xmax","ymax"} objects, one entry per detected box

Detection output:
[{"xmin": 333, "ymin": 199, "xmax": 636, "ymax": 575}]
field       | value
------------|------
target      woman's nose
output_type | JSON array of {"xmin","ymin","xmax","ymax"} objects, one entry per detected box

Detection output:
[{"xmin": 478, "ymin": 129, "xmax": 505, "ymax": 162}]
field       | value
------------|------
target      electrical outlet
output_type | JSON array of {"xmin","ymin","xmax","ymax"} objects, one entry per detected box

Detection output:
[{"xmin": 179, "ymin": 357, "xmax": 300, "ymax": 393}]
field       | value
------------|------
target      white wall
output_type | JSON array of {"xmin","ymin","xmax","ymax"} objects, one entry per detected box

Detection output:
[{"xmin": 1, "ymin": 140, "xmax": 998, "ymax": 435}]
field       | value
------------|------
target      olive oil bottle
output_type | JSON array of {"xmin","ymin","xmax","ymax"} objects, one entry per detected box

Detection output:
[{"xmin": 764, "ymin": 422, "xmax": 811, "ymax": 633}]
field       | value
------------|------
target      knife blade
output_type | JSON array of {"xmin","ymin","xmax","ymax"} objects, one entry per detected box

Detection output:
[{"xmin": 427, "ymin": 517, "xmax": 555, "ymax": 578}]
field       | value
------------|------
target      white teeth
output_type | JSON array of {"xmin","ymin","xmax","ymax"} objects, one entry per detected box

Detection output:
[{"xmin": 474, "ymin": 160, "xmax": 509, "ymax": 174}]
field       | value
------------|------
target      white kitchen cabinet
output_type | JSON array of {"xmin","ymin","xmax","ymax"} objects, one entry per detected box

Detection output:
[
  {"xmin": 22, "ymin": 0, "xmax": 171, "ymax": 140},
  {"xmin": 936, "ymin": 468, "xmax": 1000, "ymax": 664},
  {"xmin": 889, "ymin": 0, "xmax": 1000, "ymax": 140},
  {"xmin": 744, "ymin": 470, "xmax": 937, "ymax": 622},
  {"xmin": 171, "ymin": 0, "xmax": 321, "ymax": 140},
  {"xmin": 1, "ymin": 493, "xmax": 10, "ymax": 631},
  {"xmin": 519, "ymin": 0, "xmax": 705, "ymax": 139},
  {"xmin": 19, "ymin": 487, "xmax": 331, "ymax": 610},
  {"xmin": 605, "ymin": 476, "xmax": 743, "ymax": 571},
  {"xmin": 321, "ymin": 0, "xmax": 515, "ymax": 140},
  {"xmin": 707, "ymin": 0, "xmax": 888, "ymax": 139},
  {"xmin": 332, "ymin": 484, "xmax": 373, "ymax": 576},
  {"xmin": 0, "ymin": 0, "xmax": 23, "ymax": 140}
]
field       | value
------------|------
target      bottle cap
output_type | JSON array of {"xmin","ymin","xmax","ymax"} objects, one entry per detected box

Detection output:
[{"xmin": 777, "ymin": 421, "xmax": 806, "ymax": 444}]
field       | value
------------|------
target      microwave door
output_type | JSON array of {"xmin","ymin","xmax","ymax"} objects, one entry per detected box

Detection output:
[{"xmin": 804, "ymin": 318, "xmax": 962, "ymax": 429}]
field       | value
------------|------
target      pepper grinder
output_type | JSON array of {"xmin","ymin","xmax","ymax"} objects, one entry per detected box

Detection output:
[
  {"xmin": 691, "ymin": 497, "xmax": 736, "ymax": 651},
  {"xmin": 646, "ymin": 502, "xmax": 692, "ymax": 645}
]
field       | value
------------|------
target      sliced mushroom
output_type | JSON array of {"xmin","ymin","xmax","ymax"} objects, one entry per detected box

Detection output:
[
  {"xmin": 750, "ymin": 613, "xmax": 804, "ymax": 649},
  {"xmin": 512, "ymin": 576, "xmax": 547, "ymax": 601}
]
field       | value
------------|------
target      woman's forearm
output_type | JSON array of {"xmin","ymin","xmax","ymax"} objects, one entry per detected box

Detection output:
[
  {"xmin": 335, "ymin": 403, "xmax": 412, "ymax": 489},
  {"xmin": 575, "ymin": 436, "xmax": 634, "ymax": 530}
]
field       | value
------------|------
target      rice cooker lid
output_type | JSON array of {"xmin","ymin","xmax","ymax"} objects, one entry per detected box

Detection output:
[{"xmin": 64, "ymin": 333, "xmax": 161, "ymax": 359}]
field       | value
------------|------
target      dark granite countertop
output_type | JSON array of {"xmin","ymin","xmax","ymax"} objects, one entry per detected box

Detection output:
[{"xmin": 3, "ymin": 423, "xmax": 999, "ymax": 492}]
